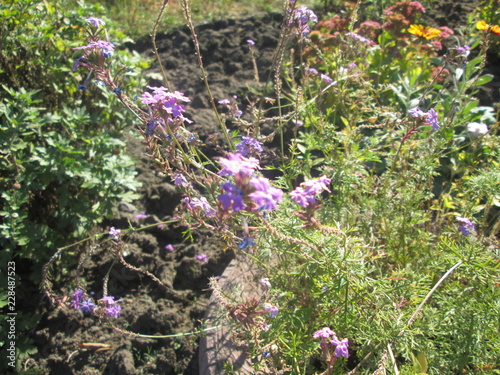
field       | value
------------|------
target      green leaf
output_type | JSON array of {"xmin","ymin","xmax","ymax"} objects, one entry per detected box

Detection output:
[{"xmin": 474, "ymin": 74, "xmax": 493, "ymax": 86}]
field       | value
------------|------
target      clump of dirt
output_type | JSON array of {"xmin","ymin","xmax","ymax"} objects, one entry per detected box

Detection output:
[{"xmin": 23, "ymin": 2, "xmax": 500, "ymax": 374}]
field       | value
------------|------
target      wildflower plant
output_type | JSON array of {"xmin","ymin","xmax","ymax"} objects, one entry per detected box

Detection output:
[{"xmin": 40, "ymin": 0, "xmax": 500, "ymax": 374}]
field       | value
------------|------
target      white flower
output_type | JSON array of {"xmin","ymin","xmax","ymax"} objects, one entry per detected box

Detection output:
[
  {"xmin": 259, "ymin": 278, "xmax": 271, "ymax": 289},
  {"xmin": 467, "ymin": 122, "xmax": 488, "ymax": 137}
]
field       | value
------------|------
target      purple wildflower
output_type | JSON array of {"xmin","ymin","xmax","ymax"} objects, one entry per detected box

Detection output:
[
  {"xmin": 184, "ymin": 197, "xmax": 216, "ymax": 216},
  {"xmin": 313, "ymin": 327, "xmax": 336, "ymax": 339},
  {"xmin": 331, "ymin": 337, "xmax": 349, "ymax": 358},
  {"xmin": 165, "ymin": 244, "xmax": 175, "ymax": 252},
  {"xmin": 72, "ymin": 56, "xmax": 84, "ymax": 72},
  {"xmin": 290, "ymin": 187, "xmax": 311, "ymax": 207},
  {"xmin": 409, "ymin": 107, "xmax": 427, "ymax": 118},
  {"xmin": 73, "ymin": 40, "xmax": 115, "ymax": 58},
  {"xmin": 248, "ymin": 177, "xmax": 283, "ymax": 211},
  {"xmin": 292, "ymin": 5, "xmax": 318, "ymax": 34},
  {"xmin": 305, "ymin": 67, "xmax": 319, "ymax": 75},
  {"xmin": 218, "ymin": 98, "xmax": 231, "ymax": 105},
  {"xmin": 425, "ymin": 108, "xmax": 440, "ymax": 130},
  {"xmin": 218, "ymin": 153, "xmax": 260, "ymax": 177},
  {"xmin": 134, "ymin": 212, "xmax": 147, "ymax": 220},
  {"xmin": 105, "ymin": 304, "xmax": 121, "ymax": 319},
  {"xmin": 173, "ymin": 173, "xmax": 189, "ymax": 186},
  {"xmin": 196, "ymin": 253, "xmax": 208, "ymax": 262},
  {"xmin": 247, "ymin": 39, "xmax": 255, "ymax": 46},
  {"xmin": 109, "ymin": 227, "xmax": 121, "ymax": 237},
  {"xmin": 456, "ymin": 216, "xmax": 476, "ymax": 235},
  {"xmin": 455, "ymin": 45, "xmax": 470, "ymax": 57},
  {"xmin": 261, "ymin": 323, "xmax": 271, "ymax": 332},
  {"xmin": 291, "ymin": 175, "xmax": 331, "ymax": 207},
  {"xmin": 85, "ymin": 17, "xmax": 106, "ymax": 27},
  {"xmin": 294, "ymin": 120, "xmax": 304, "ymax": 127},
  {"xmin": 263, "ymin": 303, "xmax": 279, "ymax": 318},
  {"xmin": 102, "ymin": 296, "xmax": 115, "ymax": 304},
  {"xmin": 345, "ymin": 32, "xmax": 374, "ymax": 44},
  {"xmin": 145, "ymin": 121, "xmax": 157, "ymax": 135},
  {"xmin": 239, "ymin": 237, "xmax": 256, "ymax": 249},
  {"xmin": 236, "ymin": 136, "xmax": 263, "ymax": 156},
  {"xmin": 72, "ymin": 289, "xmax": 85, "ymax": 309},
  {"xmin": 320, "ymin": 74, "xmax": 334, "ymax": 84},
  {"xmin": 102, "ymin": 296, "xmax": 121, "ymax": 319},
  {"xmin": 141, "ymin": 86, "xmax": 190, "ymax": 121},
  {"xmin": 80, "ymin": 298, "xmax": 96, "ymax": 313},
  {"xmin": 304, "ymin": 175, "xmax": 331, "ymax": 195},
  {"xmin": 218, "ymin": 182, "xmax": 246, "ymax": 211},
  {"xmin": 409, "ymin": 107, "xmax": 440, "ymax": 130}
]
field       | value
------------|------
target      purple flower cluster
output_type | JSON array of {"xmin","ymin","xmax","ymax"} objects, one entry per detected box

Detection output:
[
  {"xmin": 141, "ymin": 85, "xmax": 191, "ymax": 126},
  {"xmin": 72, "ymin": 289, "xmax": 121, "ymax": 319},
  {"xmin": 456, "ymin": 216, "xmax": 476, "ymax": 235},
  {"xmin": 236, "ymin": 136, "xmax": 263, "ymax": 156},
  {"xmin": 102, "ymin": 296, "xmax": 121, "ymax": 319},
  {"xmin": 304, "ymin": 67, "xmax": 335, "ymax": 86},
  {"xmin": 184, "ymin": 197, "xmax": 216, "ymax": 217},
  {"xmin": 219, "ymin": 152, "xmax": 260, "ymax": 177},
  {"xmin": 218, "ymin": 96, "xmax": 243, "ymax": 118},
  {"xmin": 196, "ymin": 253, "xmax": 208, "ymax": 262},
  {"xmin": 238, "ymin": 236, "xmax": 256, "ymax": 249},
  {"xmin": 74, "ymin": 40, "xmax": 115, "ymax": 58},
  {"xmin": 408, "ymin": 107, "xmax": 440, "ymax": 130},
  {"xmin": 134, "ymin": 212, "xmax": 148, "ymax": 220},
  {"xmin": 249, "ymin": 177, "xmax": 283, "ymax": 211},
  {"xmin": 219, "ymin": 181, "xmax": 246, "ymax": 211},
  {"xmin": 217, "ymin": 152, "xmax": 283, "ymax": 212},
  {"xmin": 85, "ymin": 17, "xmax": 105, "ymax": 27},
  {"xmin": 313, "ymin": 327, "xmax": 349, "ymax": 359},
  {"xmin": 292, "ymin": 5, "xmax": 318, "ymax": 35},
  {"xmin": 109, "ymin": 226, "xmax": 121, "ymax": 241},
  {"xmin": 455, "ymin": 45, "xmax": 470, "ymax": 57},
  {"xmin": 72, "ymin": 289, "xmax": 95, "ymax": 313},
  {"xmin": 263, "ymin": 303, "xmax": 279, "ymax": 318},
  {"xmin": 345, "ymin": 32, "xmax": 375, "ymax": 45},
  {"xmin": 290, "ymin": 176, "xmax": 331, "ymax": 208},
  {"xmin": 173, "ymin": 173, "xmax": 189, "ymax": 187}
]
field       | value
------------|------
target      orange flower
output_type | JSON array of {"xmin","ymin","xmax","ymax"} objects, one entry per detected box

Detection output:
[
  {"xmin": 476, "ymin": 20, "xmax": 500, "ymax": 35},
  {"xmin": 407, "ymin": 24, "xmax": 441, "ymax": 39},
  {"xmin": 491, "ymin": 24, "xmax": 500, "ymax": 35}
]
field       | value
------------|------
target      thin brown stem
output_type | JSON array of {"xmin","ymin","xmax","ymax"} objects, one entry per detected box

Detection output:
[{"xmin": 152, "ymin": 0, "xmax": 172, "ymax": 91}]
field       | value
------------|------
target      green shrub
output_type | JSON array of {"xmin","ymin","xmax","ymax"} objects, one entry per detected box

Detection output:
[{"xmin": 0, "ymin": 1, "xmax": 147, "ymax": 369}]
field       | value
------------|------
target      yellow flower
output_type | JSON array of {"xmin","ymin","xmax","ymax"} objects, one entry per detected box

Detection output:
[
  {"xmin": 476, "ymin": 20, "xmax": 489, "ymax": 30},
  {"xmin": 476, "ymin": 20, "xmax": 500, "ymax": 35},
  {"xmin": 407, "ymin": 24, "xmax": 441, "ymax": 39}
]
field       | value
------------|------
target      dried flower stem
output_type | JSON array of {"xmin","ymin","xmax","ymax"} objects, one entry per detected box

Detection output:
[
  {"xmin": 181, "ymin": 0, "xmax": 233, "ymax": 150},
  {"xmin": 152, "ymin": 0, "xmax": 172, "ymax": 91}
]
